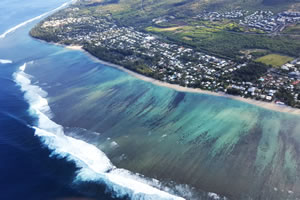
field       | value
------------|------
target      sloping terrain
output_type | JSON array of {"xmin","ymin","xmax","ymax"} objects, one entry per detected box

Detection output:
[{"xmin": 82, "ymin": 0, "xmax": 300, "ymax": 27}]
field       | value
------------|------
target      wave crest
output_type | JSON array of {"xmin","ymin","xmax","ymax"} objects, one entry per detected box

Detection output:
[
  {"xmin": 0, "ymin": 59, "xmax": 13, "ymax": 64},
  {"xmin": 13, "ymin": 62, "xmax": 184, "ymax": 200}
]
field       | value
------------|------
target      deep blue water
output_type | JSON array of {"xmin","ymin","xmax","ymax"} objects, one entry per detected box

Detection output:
[{"xmin": 0, "ymin": 1, "xmax": 105, "ymax": 199}]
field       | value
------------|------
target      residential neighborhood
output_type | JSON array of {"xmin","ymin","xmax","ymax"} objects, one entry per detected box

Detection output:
[
  {"xmin": 197, "ymin": 10, "xmax": 300, "ymax": 33},
  {"xmin": 32, "ymin": 6, "xmax": 300, "ymax": 107}
]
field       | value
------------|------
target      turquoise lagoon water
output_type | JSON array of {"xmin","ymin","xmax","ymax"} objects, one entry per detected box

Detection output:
[{"xmin": 26, "ymin": 46, "xmax": 300, "ymax": 199}]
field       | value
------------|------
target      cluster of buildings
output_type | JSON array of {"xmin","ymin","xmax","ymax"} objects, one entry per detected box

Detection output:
[
  {"xmin": 197, "ymin": 10, "xmax": 300, "ymax": 33},
  {"xmin": 228, "ymin": 59, "xmax": 300, "ymax": 104},
  {"xmin": 91, "ymin": 25, "xmax": 240, "ymax": 89},
  {"xmin": 41, "ymin": 8, "xmax": 238, "ymax": 88},
  {"xmin": 278, "ymin": 11, "xmax": 300, "ymax": 23},
  {"xmin": 240, "ymin": 10, "xmax": 279, "ymax": 32},
  {"xmin": 38, "ymin": 6, "xmax": 300, "ymax": 106},
  {"xmin": 230, "ymin": 71, "xmax": 298, "ymax": 103},
  {"xmin": 196, "ymin": 10, "xmax": 247, "ymax": 20}
]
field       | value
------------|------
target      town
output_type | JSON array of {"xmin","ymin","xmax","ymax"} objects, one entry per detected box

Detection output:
[
  {"xmin": 197, "ymin": 10, "xmax": 300, "ymax": 33},
  {"xmin": 31, "ymin": 6, "xmax": 300, "ymax": 108}
]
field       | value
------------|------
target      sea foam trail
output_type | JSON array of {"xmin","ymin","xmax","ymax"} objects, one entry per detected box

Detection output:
[
  {"xmin": 0, "ymin": 0, "xmax": 75, "ymax": 39},
  {"xmin": 13, "ymin": 62, "xmax": 185, "ymax": 200},
  {"xmin": 0, "ymin": 59, "xmax": 13, "ymax": 64}
]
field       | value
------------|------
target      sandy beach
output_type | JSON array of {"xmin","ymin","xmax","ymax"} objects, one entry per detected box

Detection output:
[
  {"xmin": 65, "ymin": 45, "xmax": 83, "ymax": 50},
  {"xmin": 63, "ymin": 44, "xmax": 300, "ymax": 115}
]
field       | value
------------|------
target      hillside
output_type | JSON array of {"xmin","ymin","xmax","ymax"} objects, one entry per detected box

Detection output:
[
  {"xmin": 80, "ymin": 0, "xmax": 300, "ymax": 27},
  {"xmin": 74, "ymin": 0, "xmax": 300, "ymax": 58}
]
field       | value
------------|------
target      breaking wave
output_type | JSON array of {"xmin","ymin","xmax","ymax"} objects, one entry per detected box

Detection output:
[
  {"xmin": 13, "ymin": 62, "xmax": 185, "ymax": 200},
  {"xmin": 0, "ymin": 0, "xmax": 75, "ymax": 39},
  {"xmin": 0, "ymin": 59, "xmax": 13, "ymax": 64}
]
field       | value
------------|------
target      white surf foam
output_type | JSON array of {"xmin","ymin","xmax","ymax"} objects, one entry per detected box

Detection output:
[
  {"xmin": 13, "ymin": 62, "xmax": 185, "ymax": 200},
  {"xmin": 0, "ymin": 59, "xmax": 13, "ymax": 64},
  {"xmin": 208, "ymin": 192, "xmax": 223, "ymax": 200},
  {"xmin": 0, "ymin": 0, "xmax": 75, "ymax": 39}
]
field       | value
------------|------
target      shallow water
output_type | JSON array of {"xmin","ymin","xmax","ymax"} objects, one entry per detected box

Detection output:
[{"xmin": 26, "ymin": 45, "xmax": 300, "ymax": 199}]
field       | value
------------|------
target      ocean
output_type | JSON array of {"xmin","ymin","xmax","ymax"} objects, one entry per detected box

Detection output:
[
  {"xmin": 0, "ymin": 1, "xmax": 97, "ymax": 199},
  {"xmin": 1, "ymin": 0, "xmax": 300, "ymax": 200}
]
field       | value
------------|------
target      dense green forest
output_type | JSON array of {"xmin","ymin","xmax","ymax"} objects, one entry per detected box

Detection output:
[{"xmin": 233, "ymin": 62, "xmax": 269, "ymax": 82}]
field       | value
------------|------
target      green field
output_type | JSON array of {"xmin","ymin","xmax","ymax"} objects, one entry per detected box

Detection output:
[
  {"xmin": 283, "ymin": 23, "xmax": 300, "ymax": 35},
  {"xmin": 145, "ymin": 26, "xmax": 191, "ymax": 32},
  {"xmin": 146, "ymin": 23, "xmax": 300, "ymax": 59},
  {"xmin": 255, "ymin": 54, "xmax": 294, "ymax": 67}
]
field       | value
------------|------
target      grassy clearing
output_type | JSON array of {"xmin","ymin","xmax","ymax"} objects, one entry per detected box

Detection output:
[
  {"xmin": 151, "ymin": 26, "xmax": 300, "ymax": 59},
  {"xmin": 146, "ymin": 26, "xmax": 191, "ymax": 32},
  {"xmin": 283, "ymin": 23, "xmax": 300, "ymax": 35},
  {"xmin": 255, "ymin": 54, "xmax": 294, "ymax": 67},
  {"xmin": 241, "ymin": 49, "xmax": 268, "ymax": 55},
  {"xmin": 182, "ymin": 36, "xmax": 192, "ymax": 40},
  {"xmin": 147, "ymin": 23, "xmax": 224, "ymax": 37}
]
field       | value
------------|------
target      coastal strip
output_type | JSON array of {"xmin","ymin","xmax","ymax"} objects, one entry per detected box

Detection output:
[
  {"xmin": 0, "ymin": 0, "xmax": 77, "ymax": 39},
  {"xmin": 60, "ymin": 44, "xmax": 300, "ymax": 115}
]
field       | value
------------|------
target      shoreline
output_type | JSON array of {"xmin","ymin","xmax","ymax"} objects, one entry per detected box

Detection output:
[{"xmin": 58, "ymin": 44, "xmax": 300, "ymax": 115}]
